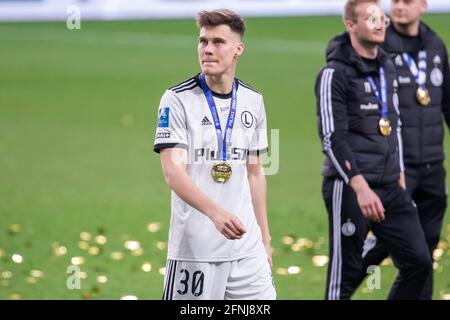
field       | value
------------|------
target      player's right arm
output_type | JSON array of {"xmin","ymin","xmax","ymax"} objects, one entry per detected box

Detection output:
[
  {"xmin": 160, "ymin": 148, "xmax": 246, "ymax": 240},
  {"xmin": 154, "ymin": 90, "xmax": 246, "ymax": 240},
  {"xmin": 315, "ymin": 67, "xmax": 384, "ymax": 222}
]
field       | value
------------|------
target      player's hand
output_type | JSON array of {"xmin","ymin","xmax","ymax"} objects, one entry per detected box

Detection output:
[
  {"xmin": 399, "ymin": 171, "xmax": 406, "ymax": 190},
  {"xmin": 210, "ymin": 208, "xmax": 246, "ymax": 240},
  {"xmin": 350, "ymin": 175, "xmax": 385, "ymax": 223}
]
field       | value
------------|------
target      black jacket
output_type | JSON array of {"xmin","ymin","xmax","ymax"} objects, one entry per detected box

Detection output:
[
  {"xmin": 382, "ymin": 23, "xmax": 450, "ymax": 165},
  {"xmin": 315, "ymin": 33, "xmax": 403, "ymax": 187}
]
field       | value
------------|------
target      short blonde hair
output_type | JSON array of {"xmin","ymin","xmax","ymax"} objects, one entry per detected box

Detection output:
[{"xmin": 344, "ymin": 0, "xmax": 380, "ymax": 21}]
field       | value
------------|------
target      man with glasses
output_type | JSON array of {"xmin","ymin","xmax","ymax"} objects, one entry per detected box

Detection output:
[
  {"xmin": 352, "ymin": 0, "xmax": 450, "ymax": 300},
  {"xmin": 315, "ymin": 0, "xmax": 431, "ymax": 300}
]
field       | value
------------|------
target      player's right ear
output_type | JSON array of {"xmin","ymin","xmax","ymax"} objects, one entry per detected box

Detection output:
[{"xmin": 344, "ymin": 19, "xmax": 355, "ymax": 34}]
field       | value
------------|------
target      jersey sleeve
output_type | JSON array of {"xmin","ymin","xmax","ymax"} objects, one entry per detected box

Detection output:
[
  {"xmin": 248, "ymin": 95, "xmax": 269, "ymax": 156},
  {"xmin": 153, "ymin": 90, "xmax": 189, "ymax": 153},
  {"xmin": 315, "ymin": 67, "xmax": 361, "ymax": 184}
]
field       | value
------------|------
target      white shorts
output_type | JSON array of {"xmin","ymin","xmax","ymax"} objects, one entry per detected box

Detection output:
[{"xmin": 162, "ymin": 254, "xmax": 276, "ymax": 300}]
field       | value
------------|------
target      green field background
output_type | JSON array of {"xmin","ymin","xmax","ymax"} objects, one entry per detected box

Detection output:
[{"xmin": 0, "ymin": 14, "xmax": 449, "ymax": 300}]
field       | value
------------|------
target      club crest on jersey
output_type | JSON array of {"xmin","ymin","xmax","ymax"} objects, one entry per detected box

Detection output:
[
  {"xmin": 395, "ymin": 54, "xmax": 404, "ymax": 67},
  {"xmin": 431, "ymin": 68, "xmax": 443, "ymax": 87},
  {"xmin": 241, "ymin": 111, "xmax": 254, "ymax": 128},
  {"xmin": 342, "ymin": 219, "xmax": 356, "ymax": 237},
  {"xmin": 158, "ymin": 107, "xmax": 170, "ymax": 128}
]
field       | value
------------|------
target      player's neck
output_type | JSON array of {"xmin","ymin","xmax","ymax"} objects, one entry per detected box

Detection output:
[
  {"xmin": 205, "ymin": 72, "xmax": 235, "ymax": 95},
  {"xmin": 351, "ymin": 36, "xmax": 378, "ymax": 60},
  {"xmin": 392, "ymin": 20, "xmax": 421, "ymax": 37}
]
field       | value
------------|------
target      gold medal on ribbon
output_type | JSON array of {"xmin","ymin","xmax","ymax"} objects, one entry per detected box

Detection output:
[
  {"xmin": 379, "ymin": 117, "xmax": 392, "ymax": 137},
  {"xmin": 416, "ymin": 87, "xmax": 431, "ymax": 106},
  {"xmin": 211, "ymin": 161, "xmax": 232, "ymax": 183}
]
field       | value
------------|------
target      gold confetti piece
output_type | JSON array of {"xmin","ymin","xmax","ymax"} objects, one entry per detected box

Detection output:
[
  {"xmin": 110, "ymin": 252, "xmax": 124, "ymax": 260},
  {"xmin": 78, "ymin": 241, "xmax": 89, "ymax": 250},
  {"xmin": 131, "ymin": 248, "xmax": 144, "ymax": 256},
  {"xmin": 437, "ymin": 240, "xmax": 448, "ymax": 250},
  {"xmin": 82, "ymin": 292, "xmax": 91, "ymax": 300},
  {"xmin": 433, "ymin": 248, "xmax": 444, "ymax": 261},
  {"xmin": 26, "ymin": 277, "xmax": 37, "ymax": 284},
  {"xmin": 287, "ymin": 266, "xmax": 301, "ymax": 274},
  {"xmin": 304, "ymin": 239, "xmax": 314, "ymax": 249},
  {"xmin": 80, "ymin": 272, "xmax": 88, "ymax": 280},
  {"xmin": 53, "ymin": 243, "xmax": 67, "ymax": 257},
  {"xmin": 71, "ymin": 256, "xmax": 85, "ymax": 266},
  {"xmin": 80, "ymin": 232, "xmax": 92, "ymax": 241},
  {"xmin": 141, "ymin": 263, "xmax": 152, "ymax": 273},
  {"xmin": 91, "ymin": 285, "xmax": 99, "ymax": 293},
  {"xmin": 312, "ymin": 255, "xmax": 329, "ymax": 267},
  {"xmin": 292, "ymin": 238, "xmax": 314, "ymax": 250},
  {"xmin": 120, "ymin": 295, "xmax": 138, "ymax": 300},
  {"xmin": 0, "ymin": 248, "xmax": 5, "ymax": 257},
  {"xmin": 381, "ymin": 258, "xmax": 393, "ymax": 266},
  {"xmin": 156, "ymin": 241, "xmax": 166, "ymax": 250},
  {"xmin": 30, "ymin": 270, "xmax": 44, "ymax": 278},
  {"xmin": 276, "ymin": 268, "xmax": 288, "ymax": 276},
  {"xmin": 121, "ymin": 114, "xmax": 134, "ymax": 127},
  {"xmin": 12, "ymin": 254, "xmax": 23, "ymax": 264},
  {"xmin": 9, "ymin": 224, "xmax": 21, "ymax": 233},
  {"xmin": 9, "ymin": 293, "xmax": 21, "ymax": 300},
  {"xmin": 158, "ymin": 267, "xmax": 166, "ymax": 276},
  {"xmin": 88, "ymin": 246, "xmax": 100, "ymax": 256},
  {"xmin": 95, "ymin": 235, "xmax": 107, "ymax": 245},
  {"xmin": 441, "ymin": 292, "xmax": 450, "ymax": 300},
  {"xmin": 1, "ymin": 271, "xmax": 12, "ymax": 279},
  {"xmin": 433, "ymin": 262, "xmax": 439, "ymax": 270},
  {"xmin": 362, "ymin": 287, "xmax": 374, "ymax": 294},
  {"xmin": 147, "ymin": 223, "xmax": 161, "ymax": 233},
  {"xmin": 124, "ymin": 240, "xmax": 140, "ymax": 251},
  {"xmin": 96, "ymin": 276, "xmax": 108, "ymax": 284},
  {"xmin": 291, "ymin": 243, "xmax": 301, "ymax": 252},
  {"xmin": 281, "ymin": 235, "xmax": 295, "ymax": 246}
]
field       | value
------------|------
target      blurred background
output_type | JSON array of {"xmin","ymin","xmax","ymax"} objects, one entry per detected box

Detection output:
[{"xmin": 0, "ymin": 0, "xmax": 449, "ymax": 300}]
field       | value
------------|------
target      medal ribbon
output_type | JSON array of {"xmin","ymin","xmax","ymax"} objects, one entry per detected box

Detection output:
[
  {"xmin": 199, "ymin": 73, "xmax": 237, "ymax": 161},
  {"xmin": 366, "ymin": 67, "xmax": 388, "ymax": 119},
  {"xmin": 403, "ymin": 50, "xmax": 427, "ymax": 89}
]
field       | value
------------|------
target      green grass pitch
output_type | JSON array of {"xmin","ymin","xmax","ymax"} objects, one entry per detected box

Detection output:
[{"xmin": 0, "ymin": 14, "xmax": 449, "ymax": 300}]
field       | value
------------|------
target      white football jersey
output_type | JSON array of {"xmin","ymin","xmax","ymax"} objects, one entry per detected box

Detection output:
[{"xmin": 154, "ymin": 74, "xmax": 269, "ymax": 262}]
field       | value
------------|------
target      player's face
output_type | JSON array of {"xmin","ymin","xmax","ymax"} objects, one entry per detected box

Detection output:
[
  {"xmin": 198, "ymin": 25, "xmax": 244, "ymax": 76},
  {"xmin": 348, "ymin": 2, "xmax": 387, "ymax": 45},
  {"xmin": 391, "ymin": 0, "xmax": 426, "ymax": 26}
]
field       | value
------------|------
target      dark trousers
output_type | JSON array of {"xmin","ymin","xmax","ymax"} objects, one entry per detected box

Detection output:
[
  {"xmin": 322, "ymin": 177, "xmax": 432, "ymax": 300},
  {"xmin": 351, "ymin": 162, "xmax": 447, "ymax": 299}
]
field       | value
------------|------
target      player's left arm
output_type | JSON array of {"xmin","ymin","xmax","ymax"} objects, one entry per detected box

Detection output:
[
  {"xmin": 442, "ymin": 44, "xmax": 450, "ymax": 129},
  {"xmin": 247, "ymin": 95, "xmax": 272, "ymax": 266},
  {"xmin": 247, "ymin": 155, "xmax": 272, "ymax": 267}
]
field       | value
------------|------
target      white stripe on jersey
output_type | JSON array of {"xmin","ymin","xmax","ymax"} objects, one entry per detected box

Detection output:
[{"xmin": 320, "ymin": 68, "xmax": 349, "ymax": 184}]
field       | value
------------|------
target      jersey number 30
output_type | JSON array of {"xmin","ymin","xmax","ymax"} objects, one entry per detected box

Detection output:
[{"xmin": 177, "ymin": 269, "xmax": 204, "ymax": 297}]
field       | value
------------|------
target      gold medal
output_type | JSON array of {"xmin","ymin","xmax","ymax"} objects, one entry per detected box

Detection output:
[
  {"xmin": 416, "ymin": 87, "xmax": 430, "ymax": 106},
  {"xmin": 379, "ymin": 117, "xmax": 392, "ymax": 137},
  {"xmin": 211, "ymin": 161, "xmax": 232, "ymax": 183}
]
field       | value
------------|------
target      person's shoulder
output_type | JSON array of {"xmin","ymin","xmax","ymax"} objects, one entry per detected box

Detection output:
[
  {"xmin": 167, "ymin": 75, "xmax": 200, "ymax": 94},
  {"xmin": 421, "ymin": 22, "xmax": 447, "ymax": 50},
  {"xmin": 236, "ymin": 78, "xmax": 262, "ymax": 97},
  {"xmin": 316, "ymin": 63, "xmax": 346, "ymax": 83}
]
